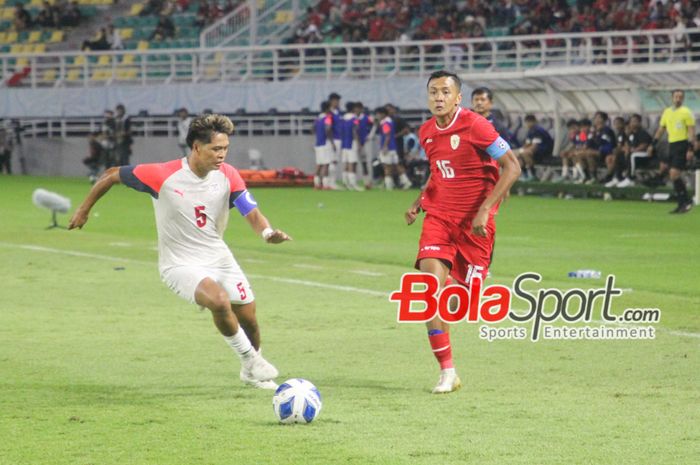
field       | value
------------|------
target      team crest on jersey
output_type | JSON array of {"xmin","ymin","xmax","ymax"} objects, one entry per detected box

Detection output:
[{"xmin": 450, "ymin": 134, "xmax": 460, "ymax": 150}]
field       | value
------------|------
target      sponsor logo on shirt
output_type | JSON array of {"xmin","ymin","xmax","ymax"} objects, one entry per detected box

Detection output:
[
  {"xmin": 174, "ymin": 189, "xmax": 185, "ymax": 197},
  {"xmin": 421, "ymin": 245, "xmax": 441, "ymax": 251},
  {"xmin": 426, "ymin": 138, "xmax": 433, "ymax": 144}
]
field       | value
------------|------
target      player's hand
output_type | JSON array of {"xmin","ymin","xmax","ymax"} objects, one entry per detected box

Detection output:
[
  {"xmin": 405, "ymin": 199, "xmax": 422, "ymax": 225},
  {"xmin": 265, "ymin": 229, "xmax": 292, "ymax": 244},
  {"xmin": 68, "ymin": 208, "xmax": 89, "ymax": 230},
  {"xmin": 471, "ymin": 209, "xmax": 489, "ymax": 237}
]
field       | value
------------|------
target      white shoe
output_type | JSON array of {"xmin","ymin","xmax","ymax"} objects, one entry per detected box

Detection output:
[
  {"xmin": 401, "ymin": 182, "xmax": 412, "ymax": 190},
  {"xmin": 242, "ymin": 351, "xmax": 279, "ymax": 381},
  {"xmin": 605, "ymin": 177, "xmax": 620, "ymax": 188},
  {"xmin": 617, "ymin": 178, "xmax": 635, "ymax": 188},
  {"xmin": 431, "ymin": 368, "xmax": 462, "ymax": 394},
  {"xmin": 240, "ymin": 369, "xmax": 279, "ymax": 390}
]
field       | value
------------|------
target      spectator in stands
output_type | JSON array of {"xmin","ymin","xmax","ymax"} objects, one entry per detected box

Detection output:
[
  {"xmin": 517, "ymin": 114, "xmax": 553, "ymax": 181},
  {"xmin": 141, "ymin": 0, "xmax": 164, "ymax": 17},
  {"xmin": 114, "ymin": 104, "xmax": 133, "ymax": 166},
  {"xmin": 82, "ymin": 29, "xmax": 110, "ymax": 51},
  {"xmin": 62, "ymin": 1, "xmax": 82, "ymax": 28},
  {"xmin": 36, "ymin": 2, "xmax": 56, "ymax": 28},
  {"xmin": 578, "ymin": 111, "xmax": 616, "ymax": 184},
  {"xmin": 177, "ymin": 108, "xmax": 192, "ymax": 156},
  {"xmin": 13, "ymin": 4, "xmax": 32, "ymax": 31},
  {"xmin": 151, "ymin": 14, "xmax": 176, "ymax": 40},
  {"xmin": 0, "ymin": 122, "xmax": 14, "ymax": 175},
  {"xmin": 109, "ymin": 24, "xmax": 124, "ymax": 50},
  {"xmin": 556, "ymin": 118, "xmax": 580, "ymax": 182}
]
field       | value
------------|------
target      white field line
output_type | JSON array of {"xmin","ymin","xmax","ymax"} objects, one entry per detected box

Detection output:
[
  {"xmin": 292, "ymin": 264, "xmax": 324, "ymax": 270},
  {"xmin": 350, "ymin": 270, "xmax": 385, "ymax": 277},
  {"xmin": 1, "ymin": 242, "xmax": 697, "ymax": 338}
]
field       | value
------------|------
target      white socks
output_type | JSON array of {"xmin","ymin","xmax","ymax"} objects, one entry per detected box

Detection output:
[
  {"xmin": 385, "ymin": 176, "xmax": 395, "ymax": 190},
  {"xmin": 314, "ymin": 175, "xmax": 321, "ymax": 188},
  {"xmin": 223, "ymin": 329, "xmax": 255, "ymax": 360}
]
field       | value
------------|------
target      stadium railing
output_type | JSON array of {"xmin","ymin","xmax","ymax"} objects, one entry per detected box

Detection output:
[{"xmin": 1, "ymin": 28, "xmax": 699, "ymax": 88}]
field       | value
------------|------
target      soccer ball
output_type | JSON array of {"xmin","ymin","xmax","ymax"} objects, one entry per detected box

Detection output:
[{"xmin": 272, "ymin": 378, "xmax": 322, "ymax": 424}]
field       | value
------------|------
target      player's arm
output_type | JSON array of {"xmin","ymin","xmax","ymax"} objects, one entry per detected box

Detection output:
[
  {"xmin": 68, "ymin": 167, "xmax": 121, "ymax": 229},
  {"xmin": 405, "ymin": 173, "xmax": 430, "ymax": 225},
  {"xmin": 650, "ymin": 115, "xmax": 667, "ymax": 155},
  {"xmin": 472, "ymin": 150, "xmax": 520, "ymax": 237},
  {"xmin": 244, "ymin": 208, "xmax": 292, "ymax": 244}
]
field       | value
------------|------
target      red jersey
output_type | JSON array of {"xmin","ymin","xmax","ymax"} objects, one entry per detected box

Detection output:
[{"xmin": 419, "ymin": 107, "xmax": 509, "ymax": 221}]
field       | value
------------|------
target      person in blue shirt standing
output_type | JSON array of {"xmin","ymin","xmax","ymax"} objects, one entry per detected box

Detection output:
[
  {"xmin": 340, "ymin": 101, "xmax": 363, "ymax": 191},
  {"xmin": 357, "ymin": 103, "xmax": 374, "ymax": 188},
  {"xmin": 328, "ymin": 92, "xmax": 342, "ymax": 188},
  {"xmin": 375, "ymin": 106, "xmax": 404, "ymax": 190},
  {"xmin": 313, "ymin": 101, "xmax": 335, "ymax": 189},
  {"xmin": 517, "ymin": 114, "xmax": 554, "ymax": 181}
]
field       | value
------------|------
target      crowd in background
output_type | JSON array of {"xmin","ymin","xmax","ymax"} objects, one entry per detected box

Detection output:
[
  {"xmin": 291, "ymin": 0, "xmax": 700, "ymax": 45},
  {"xmin": 12, "ymin": 0, "xmax": 83, "ymax": 32}
]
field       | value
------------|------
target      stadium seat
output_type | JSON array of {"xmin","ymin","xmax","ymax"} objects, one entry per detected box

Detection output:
[
  {"xmin": 97, "ymin": 54, "xmax": 110, "ymax": 66},
  {"xmin": 116, "ymin": 67, "xmax": 137, "ymax": 80},
  {"xmin": 120, "ymin": 28, "xmax": 133, "ymax": 40},
  {"xmin": 129, "ymin": 2, "xmax": 143, "ymax": 15},
  {"xmin": 27, "ymin": 30, "xmax": 42, "ymax": 43},
  {"xmin": 66, "ymin": 68, "xmax": 82, "ymax": 81},
  {"xmin": 42, "ymin": 68, "xmax": 57, "ymax": 82},
  {"xmin": 48, "ymin": 30, "xmax": 64, "ymax": 43},
  {"xmin": 32, "ymin": 43, "xmax": 45, "ymax": 53},
  {"xmin": 92, "ymin": 68, "xmax": 113, "ymax": 81},
  {"xmin": 137, "ymin": 40, "xmax": 149, "ymax": 50},
  {"xmin": 274, "ymin": 10, "xmax": 294, "ymax": 24}
]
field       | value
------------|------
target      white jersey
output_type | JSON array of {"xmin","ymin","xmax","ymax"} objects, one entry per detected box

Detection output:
[{"xmin": 120, "ymin": 158, "xmax": 250, "ymax": 272}]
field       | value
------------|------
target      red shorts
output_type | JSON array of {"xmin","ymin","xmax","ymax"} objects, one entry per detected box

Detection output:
[{"xmin": 415, "ymin": 213, "xmax": 495, "ymax": 286}]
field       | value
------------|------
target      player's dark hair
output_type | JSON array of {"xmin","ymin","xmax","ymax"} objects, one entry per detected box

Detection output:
[
  {"xmin": 471, "ymin": 87, "xmax": 492, "ymax": 101},
  {"xmin": 345, "ymin": 101, "xmax": 355, "ymax": 112},
  {"xmin": 427, "ymin": 70, "xmax": 462, "ymax": 91},
  {"xmin": 328, "ymin": 92, "xmax": 341, "ymax": 100},
  {"xmin": 595, "ymin": 111, "xmax": 609, "ymax": 122},
  {"xmin": 580, "ymin": 118, "xmax": 592, "ymax": 126},
  {"xmin": 631, "ymin": 113, "xmax": 642, "ymax": 122},
  {"xmin": 524, "ymin": 114, "xmax": 536, "ymax": 122},
  {"xmin": 671, "ymin": 89, "xmax": 684, "ymax": 96},
  {"xmin": 186, "ymin": 114, "xmax": 235, "ymax": 149},
  {"xmin": 566, "ymin": 118, "xmax": 579, "ymax": 128},
  {"xmin": 320, "ymin": 101, "xmax": 330, "ymax": 112},
  {"xmin": 613, "ymin": 116, "xmax": 625, "ymax": 123},
  {"xmin": 375, "ymin": 106, "xmax": 388, "ymax": 116}
]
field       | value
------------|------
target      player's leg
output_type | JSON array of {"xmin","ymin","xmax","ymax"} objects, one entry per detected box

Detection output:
[
  {"xmin": 194, "ymin": 277, "xmax": 278, "ymax": 385},
  {"xmin": 668, "ymin": 142, "xmax": 692, "ymax": 213},
  {"xmin": 415, "ymin": 215, "xmax": 462, "ymax": 394},
  {"xmin": 232, "ymin": 301, "xmax": 260, "ymax": 350}
]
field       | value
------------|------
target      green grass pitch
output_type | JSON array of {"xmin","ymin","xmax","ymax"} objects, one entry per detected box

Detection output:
[{"xmin": 0, "ymin": 175, "xmax": 698, "ymax": 465}]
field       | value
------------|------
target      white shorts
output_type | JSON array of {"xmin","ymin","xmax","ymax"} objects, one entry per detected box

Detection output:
[
  {"xmin": 315, "ymin": 145, "xmax": 331, "ymax": 165},
  {"xmin": 341, "ymin": 146, "xmax": 358, "ymax": 164},
  {"xmin": 332, "ymin": 139, "xmax": 341, "ymax": 162},
  {"xmin": 379, "ymin": 150, "xmax": 399, "ymax": 165},
  {"xmin": 161, "ymin": 263, "xmax": 254, "ymax": 305}
]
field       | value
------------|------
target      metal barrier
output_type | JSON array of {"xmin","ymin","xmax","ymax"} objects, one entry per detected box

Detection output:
[{"xmin": 1, "ymin": 28, "xmax": 699, "ymax": 88}]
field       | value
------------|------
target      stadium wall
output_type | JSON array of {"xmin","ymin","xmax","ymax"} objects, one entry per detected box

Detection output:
[
  {"xmin": 16, "ymin": 135, "xmax": 317, "ymax": 176},
  {"xmin": 1, "ymin": 78, "xmax": 431, "ymax": 118}
]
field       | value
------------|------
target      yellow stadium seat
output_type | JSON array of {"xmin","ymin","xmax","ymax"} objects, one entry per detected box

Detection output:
[
  {"xmin": 116, "ymin": 68, "xmax": 137, "ymax": 80},
  {"xmin": 0, "ymin": 32, "xmax": 5, "ymax": 43},
  {"xmin": 257, "ymin": 0, "xmax": 265, "ymax": 9},
  {"xmin": 43, "ymin": 68, "xmax": 57, "ymax": 82},
  {"xmin": 97, "ymin": 55, "xmax": 110, "ymax": 66},
  {"xmin": 129, "ymin": 3, "xmax": 143, "ymax": 15},
  {"xmin": 5, "ymin": 31, "xmax": 17, "ymax": 43},
  {"xmin": 274, "ymin": 10, "xmax": 293, "ymax": 24},
  {"xmin": 49, "ymin": 30, "xmax": 64, "ymax": 43},
  {"xmin": 10, "ymin": 44, "xmax": 23, "ymax": 53},
  {"xmin": 29, "ymin": 0, "xmax": 43, "ymax": 6},
  {"xmin": 16, "ymin": 57, "xmax": 28, "ymax": 67},
  {"xmin": 0, "ymin": 0, "xmax": 5, "ymax": 6},
  {"xmin": 32, "ymin": 43, "xmax": 46, "ymax": 53},
  {"xmin": 92, "ymin": 69, "xmax": 113, "ymax": 81},
  {"xmin": 121, "ymin": 54, "xmax": 135, "ymax": 65},
  {"xmin": 74, "ymin": 55, "xmax": 86, "ymax": 65},
  {"xmin": 137, "ymin": 40, "xmax": 149, "ymax": 50},
  {"xmin": 1, "ymin": 8, "xmax": 13, "ymax": 20},
  {"xmin": 28, "ymin": 31, "xmax": 42, "ymax": 43},
  {"xmin": 120, "ymin": 28, "xmax": 133, "ymax": 40},
  {"xmin": 66, "ymin": 68, "xmax": 82, "ymax": 81}
]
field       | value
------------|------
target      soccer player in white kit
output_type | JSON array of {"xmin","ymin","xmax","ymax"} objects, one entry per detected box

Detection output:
[{"xmin": 69, "ymin": 114, "xmax": 289, "ymax": 390}]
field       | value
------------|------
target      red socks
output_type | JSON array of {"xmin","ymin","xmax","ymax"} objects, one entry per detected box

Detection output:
[{"xmin": 428, "ymin": 330, "xmax": 454, "ymax": 369}]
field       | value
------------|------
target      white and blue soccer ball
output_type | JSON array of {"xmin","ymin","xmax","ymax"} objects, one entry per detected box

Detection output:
[{"xmin": 272, "ymin": 378, "xmax": 322, "ymax": 424}]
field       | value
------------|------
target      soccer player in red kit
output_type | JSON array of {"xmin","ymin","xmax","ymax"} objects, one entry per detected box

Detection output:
[{"xmin": 405, "ymin": 71, "xmax": 521, "ymax": 394}]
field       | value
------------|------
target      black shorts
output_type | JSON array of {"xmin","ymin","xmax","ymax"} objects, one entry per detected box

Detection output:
[
  {"xmin": 664, "ymin": 141, "xmax": 689, "ymax": 170},
  {"xmin": 534, "ymin": 146, "xmax": 552, "ymax": 163}
]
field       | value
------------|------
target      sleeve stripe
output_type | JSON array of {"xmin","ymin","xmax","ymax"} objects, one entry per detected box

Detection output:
[
  {"xmin": 119, "ymin": 166, "xmax": 158, "ymax": 198},
  {"xmin": 486, "ymin": 136, "xmax": 510, "ymax": 159}
]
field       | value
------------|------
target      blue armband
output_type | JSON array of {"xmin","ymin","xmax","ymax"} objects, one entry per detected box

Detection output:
[
  {"xmin": 231, "ymin": 190, "xmax": 258, "ymax": 216},
  {"xmin": 486, "ymin": 136, "xmax": 510, "ymax": 159}
]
